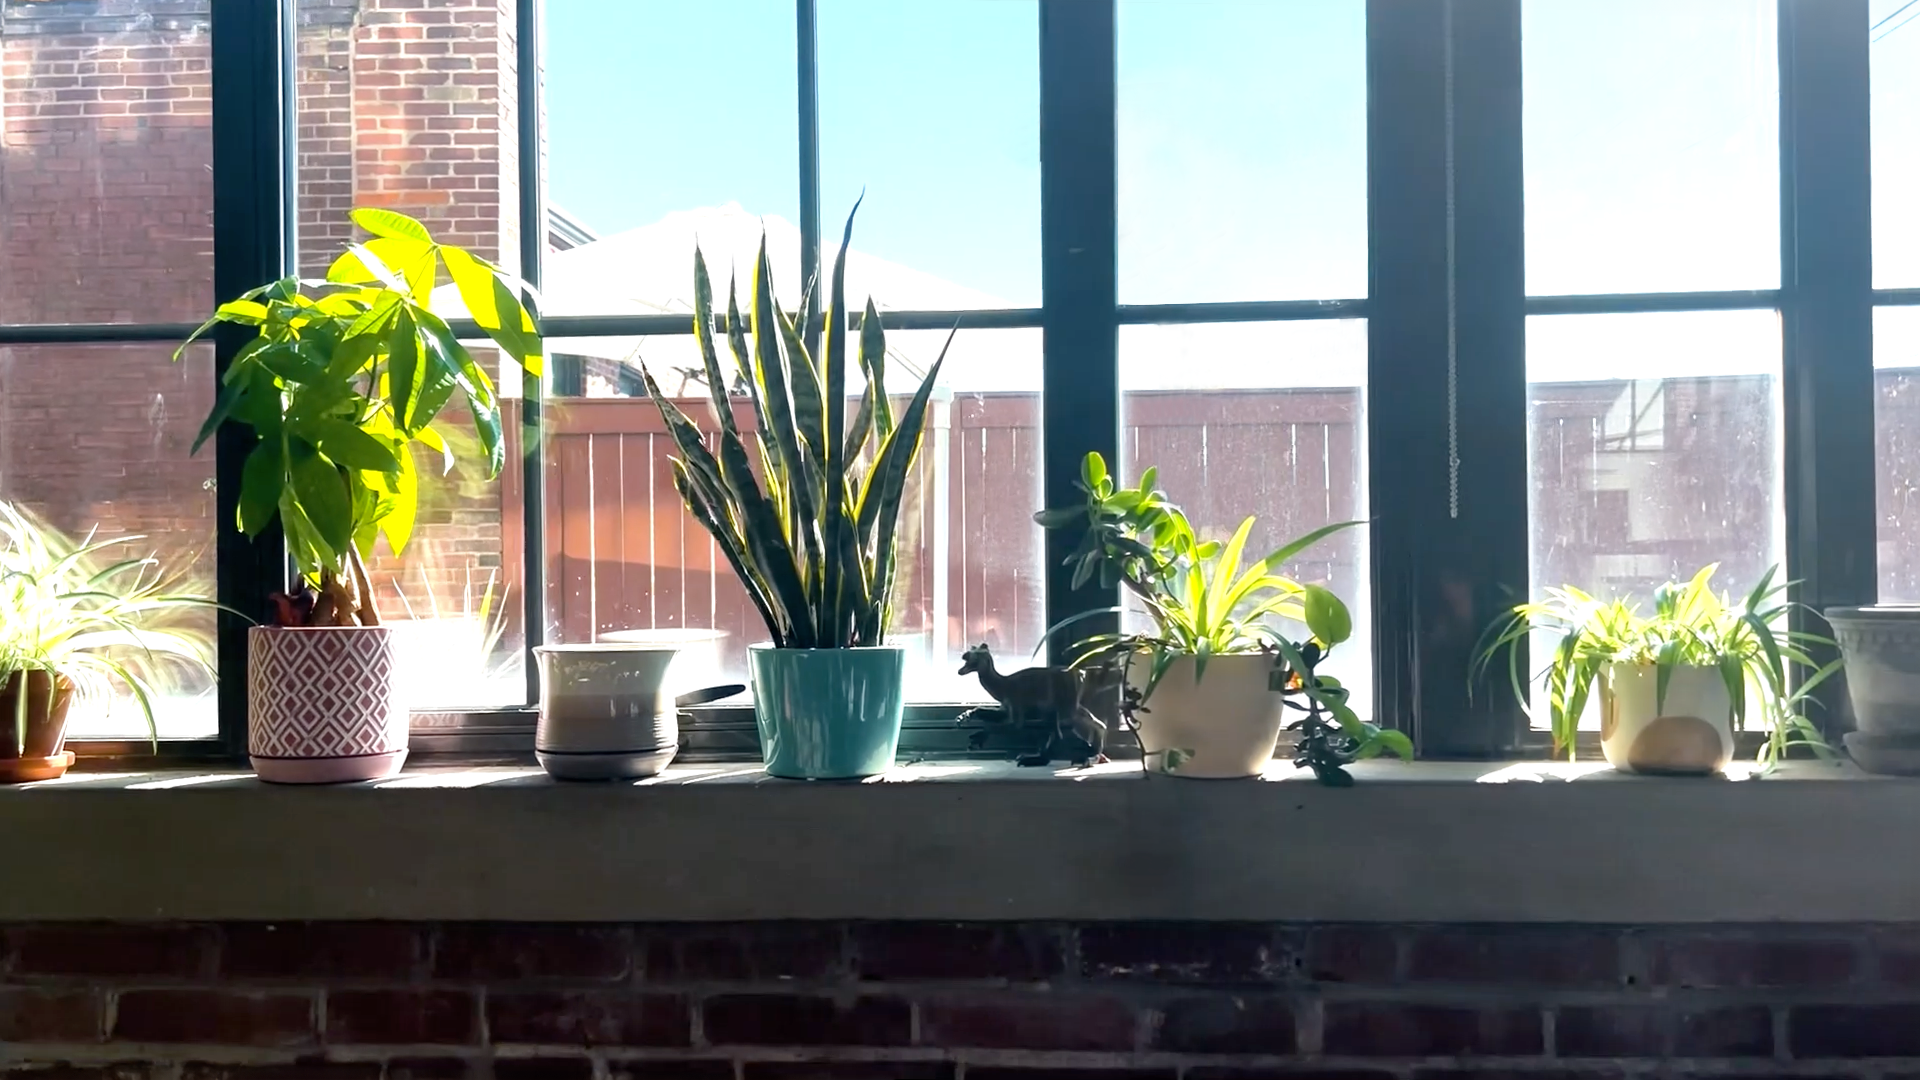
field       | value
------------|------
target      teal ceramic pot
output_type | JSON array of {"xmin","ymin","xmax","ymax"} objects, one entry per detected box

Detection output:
[{"xmin": 748, "ymin": 645, "xmax": 906, "ymax": 779}]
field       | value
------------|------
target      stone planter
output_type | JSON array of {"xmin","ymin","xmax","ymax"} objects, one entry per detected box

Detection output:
[
  {"xmin": 1826, "ymin": 606, "xmax": 1920, "ymax": 774},
  {"xmin": 1600, "ymin": 662, "xmax": 1734, "ymax": 775},
  {"xmin": 247, "ymin": 625, "xmax": 406, "ymax": 783},
  {"xmin": 1128, "ymin": 653, "xmax": 1283, "ymax": 779}
]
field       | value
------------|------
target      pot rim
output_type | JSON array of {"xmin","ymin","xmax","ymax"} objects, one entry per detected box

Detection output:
[
  {"xmin": 747, "ymin": 643, "xmax": 906, "ymax": 654},
  {"xmin": 534, "ymin": 642, "xmax": 684, "ymax": 654},
  {"xmin": 1825, "ymin": 604, "xmax": 1920, "ymax": 621},
  {"xmin": 250, "ymin": 623, "xmax": 392, "ymax": 633}
]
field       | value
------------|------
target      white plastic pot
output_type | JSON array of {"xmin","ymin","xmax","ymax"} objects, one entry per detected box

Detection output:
[
  {"xmin": 1599, "ymin": 662, "xmax": 1734, "ymax": 775},
  {"xmin": 1127, "ymin": 653, "xmax": 1283, "ymax": 779}
]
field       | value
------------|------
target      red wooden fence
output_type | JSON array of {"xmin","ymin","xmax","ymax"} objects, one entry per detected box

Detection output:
[{"xmin": 525, "ymin": 370, "xmax": 1920, "ymax": 686}]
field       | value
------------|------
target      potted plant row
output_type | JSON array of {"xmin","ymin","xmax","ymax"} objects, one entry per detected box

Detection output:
[
  {"xmin": 640, "ymin": 203, "xmax": 946, "ymax": 780},
  {"xmin": 1475, "ymin": 564, "xmax": 1838, "ymax": 774},
  {"xmin": 178, "ymin": 209, "xmax": 542, "ymax": 782},
  {"xmin": 1036, "ymin": 452, "xmax": 1410, "ymax": 785},
  {"xmin": 0, "ymin": 502, "xmax": 218, "ymax": 781}
]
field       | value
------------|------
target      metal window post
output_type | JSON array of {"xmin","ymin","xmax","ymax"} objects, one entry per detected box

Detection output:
[
  {"xmin": 518, "ymin": 0, "xmax": 549, "ymax": 699},
  {"xmin": 1038, "ymin": 0, "xmax": 1119, "ymax": 664},
  {"xmin": 1366, "ymin": 0, "xmax": 1529, "ymax": 756},
  {"xmin": 1779, "ymin": 0, "xmax": 1876, "ymax": 729},
  {"xmin": 209, "ymin": 0, "xmax": 296, "ymax": 755}
]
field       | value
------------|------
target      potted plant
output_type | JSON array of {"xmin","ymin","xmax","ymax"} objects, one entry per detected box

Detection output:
[
  {"xmin": 1475, "ymin": 564, "xmax": 1837, "ymax": 773},
  {"xmin": 640, "ymin": 203, "xmax": 947, "ymax": 780},
  {"xmin": 176, "ymin": 209, "xmax": 542, "ymax": 783},
  {"xmin": 1824, "ymin": 605, "xmax": 1920, "ymax": 774},
  {"xmin": 0, "ymin": 502, "xmax": 218, "ymax": 781},
  {"xmin": 1035, "ymin": 452, "xmax": 1408, "ymax": 783}
]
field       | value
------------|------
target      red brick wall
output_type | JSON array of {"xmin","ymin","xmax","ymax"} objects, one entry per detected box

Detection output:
[
  {"xmin": 1, "ymin": 0, "xmax": 521, "ymax": 628},
  {"xmin": 2, "ymin": 921, "xmax": 1917, "ymax": 1077}
]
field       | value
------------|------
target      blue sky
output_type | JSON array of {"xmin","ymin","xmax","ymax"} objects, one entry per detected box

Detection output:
[{"xmin": 546, "ymin": 1, "xmax": 1916, "ymax": 305}]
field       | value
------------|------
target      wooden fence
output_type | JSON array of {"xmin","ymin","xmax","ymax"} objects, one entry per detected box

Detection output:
[{"xmin": 521, "ymin": 370, "xmax": 1920, "ymax": 682}]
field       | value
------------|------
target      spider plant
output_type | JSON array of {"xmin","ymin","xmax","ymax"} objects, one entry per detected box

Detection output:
[
  {"xmin": 0, "ymin": 501, "xmax": 220, "ymax": 752},
  {"xmin": 1474, "ymin": 563, "xmax": 1839, "ymax": 767},
  {"xmin": 1035, "ymin": 451, "xmax": 1410, "ymax": 775}
]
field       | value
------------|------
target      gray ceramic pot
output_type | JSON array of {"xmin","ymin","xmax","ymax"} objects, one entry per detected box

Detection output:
[
  {"xmin": 533, "ymin": 642, "xmax": 741, "ymax": 780},
  {"xmin": 1826, "ymin": 606, "xmax": 1920, "ymax": 774}
]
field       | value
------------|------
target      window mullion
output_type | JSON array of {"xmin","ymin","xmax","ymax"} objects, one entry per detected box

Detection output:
[
  {"xmin": 209, "ymin": 0, "xmax": 296, "ymax": 757},
  {"xmin": 1038, "ymin": 0, "xmax": 1120, "ymax": 664},
  {"xmin": 1366, "ymin": 0, "xmax": 1528, "ymax": 756},
  {"xmin": 1778, "ymin": 0, "xmax": 1876, "ymax": 728}
]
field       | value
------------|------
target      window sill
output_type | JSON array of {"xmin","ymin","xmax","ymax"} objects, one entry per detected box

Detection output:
[{"xmin": 0, "ymin": 758, "xmax": 1898, "ymax": 924}]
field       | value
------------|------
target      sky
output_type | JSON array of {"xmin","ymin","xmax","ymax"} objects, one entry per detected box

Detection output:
[{"xmin": 543, "ymin": 0, "xmax": 1919, "ymax": 373}]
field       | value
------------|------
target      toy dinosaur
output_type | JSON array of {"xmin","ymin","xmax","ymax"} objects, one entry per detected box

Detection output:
[{"xmin": 957, "ymin": 643, "xmax": 1110, "ymax": 766}]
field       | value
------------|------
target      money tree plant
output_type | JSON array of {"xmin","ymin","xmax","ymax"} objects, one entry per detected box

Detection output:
[{"xmin": 175, "ymin": 209, "xmax": 543, "ymax": 627}]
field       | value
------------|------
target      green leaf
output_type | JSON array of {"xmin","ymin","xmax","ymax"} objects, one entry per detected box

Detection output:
[
  {"xmin": 377, "ymin": 444, "xmax": 419, "ymax": 557},
  {"xmin": 388, "ymin": 308, "xmax": 425, "ymax": 432},
  {"xmin": 237, "ymin": 440, "xmax": 286, "ymax": 537},
  {"xmin": 306, "ymin": 418, "xmax": 402, "ymax": 474},
  {"xmin": 350, "ymin": 207, "xmax": 433, "ymax": 243},
  {"xmin": 1081, "ymin": 452, "xmax": 1108, "ymax": 493},
  {"xmin": 288, "ymin": 439, "xmax": 354, "ymax": 562},
  {"xmin": 1302, "ymin": 584, "xmax": 1353, "ymax": 646}
]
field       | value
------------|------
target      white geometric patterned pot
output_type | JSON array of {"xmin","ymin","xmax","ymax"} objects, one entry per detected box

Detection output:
[{"xmin": 247, "ymin": 625, "xmax": 407, "ymax": 783}]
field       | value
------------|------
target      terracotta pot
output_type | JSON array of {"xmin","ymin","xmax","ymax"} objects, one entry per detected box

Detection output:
[
  {"xmin": 247, "ymin": 625, "xmax": 406, "ymax": 783},
  {"xmin": 0, "ymin": 670, "xmax": 76, "ymax": 782},
  {"xmin": 1128, "ymin": 653, "xmax": 1283, "ymax": 778},
  {"xmin": 1599, "ymin": 662, "xmax": 1734, "ymax": 775}
]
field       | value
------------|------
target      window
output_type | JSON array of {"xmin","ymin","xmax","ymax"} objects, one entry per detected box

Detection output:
[
  {"xmin": 15, "ymin": 0, "xmax": 1887, "ymax": 763},
  {"xmin": 1874, "ymin": 3, "xmax": 1920, "ymax": 604},
  {"xmin": 1522, "ymin": 0, "xmax": 1779, "ymax": 296},
  {"xmin": 296, "ymin": 0, "xmax": 528, "ymax": 710},
  {"xmin": 1, "ymin": 4, "xmax": 217, "ymax": 744}
]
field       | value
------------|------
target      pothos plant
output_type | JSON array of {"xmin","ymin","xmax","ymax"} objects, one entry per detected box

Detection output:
[
  {"xmin": 1473, "ymin": 563, "xmax": 1839, "ymax": 768},
  {"xmin": 1036, "ymin": 452, "xmax": 1411, "ymax": 784},
  {"xmin": 174, "ymin": 209, "xmax": 543, "ymax": 627}
]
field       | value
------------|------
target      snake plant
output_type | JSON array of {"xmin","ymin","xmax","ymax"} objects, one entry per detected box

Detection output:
[{"xmin": 642, "ymin": 202, "xmax": 950, "ymax": 649}]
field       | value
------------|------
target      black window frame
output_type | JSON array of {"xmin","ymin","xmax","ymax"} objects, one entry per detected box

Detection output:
[{"xmin": 0, "ymin": 0, "xmax": 1891, "ymax": 762}]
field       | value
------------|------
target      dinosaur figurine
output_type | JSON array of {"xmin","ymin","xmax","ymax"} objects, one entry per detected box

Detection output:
[{"xmin": 957, "ymin": 644, "xmax": 1109, "ymax": 767}]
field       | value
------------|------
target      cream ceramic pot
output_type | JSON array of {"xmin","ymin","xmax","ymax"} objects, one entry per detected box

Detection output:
[
  {"xmin": 1600, "ymin": 662, "xmax": 1734, "ymax": 775},
  {"xmin": 1128, "ymin": 653, "xmax": 1284, "ymax": 778},
  {"xmin": 533, "ymin": 642, "xmax": 741, "ymax": 780}
]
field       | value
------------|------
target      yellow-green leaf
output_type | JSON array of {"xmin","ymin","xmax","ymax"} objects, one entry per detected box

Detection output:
[{"xmin": 350, "ymin": 207, "xmax": 433, "ymax": 243}]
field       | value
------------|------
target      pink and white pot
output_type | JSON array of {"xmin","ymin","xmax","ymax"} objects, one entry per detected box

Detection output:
[{"xmin": 247, "ymin": 625, "xmax": 407, "ymax": 783}]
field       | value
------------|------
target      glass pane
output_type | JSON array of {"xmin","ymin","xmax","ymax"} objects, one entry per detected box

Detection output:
[
  {"xmin": 1873, "ymin": 1, "xmax": 1920, "ymax": 289},
  {"xmin": 1523, "ymin": 0, "xmax": 1779, "ymax": 295},
  {"xmin": 0, "ymin": 344, "xmax": 218, "ymax": 740},
  {"xmin": 543, "ymin": 0, "xmax": 797, "ymax": 317},
  {"xmin": 544, "ymin": 328, "xmax": 1046, "ymax": 704},
  {"xmin": 1117, "ymin": 0, "xmax": 1366, "ymax": 304},
  {"xmin": 1119, "ymin": 321, "xmax": 1372, "ymax": 720},
  {"xmin": 296, "ymin": 0, "xmax": 520, "ymax": 274},
  {"xmin": 1, "ymin": 3, "xmax": 213, "ymax": 323},
  {"xmin": 1528, "ymin": 310, "xmax": 1783, "ymax": 602},
  {"xmin": 819, "ymin": 0, "xmax": 1039, "ymax": 310},
  {"xmin": 294, "ymin": 4, "xmax": 528, "ymax": 709},
  {"xmin": 1876, "ymin": 306, "xmax": 1920, "ymax": 600}
]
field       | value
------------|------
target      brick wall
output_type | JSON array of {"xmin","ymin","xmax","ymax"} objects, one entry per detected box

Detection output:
[
  {"xmin": 3, "ymin": 921, "xmax": 1918, "ymax": 1078},
  {"xmin": 1, "ymin": 0, "xmax": 522, "ymax": 631}
]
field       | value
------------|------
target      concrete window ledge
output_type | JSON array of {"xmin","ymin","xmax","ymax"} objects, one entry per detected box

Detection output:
[{"xmin": 2, "ymin": 759, "xmax": 1911, "ymax": 924}]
